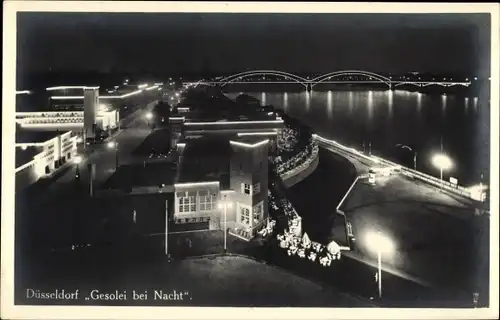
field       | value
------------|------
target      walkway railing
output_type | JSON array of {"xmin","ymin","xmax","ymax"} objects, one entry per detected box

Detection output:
[
  {"xmin": 313, "ymin": 134, "xmax": 480, "ymax": 203},
  {"xmin": 279, "ymin": 145, "xmax": 319, "ymax": 181},
  {"xmin": 276, "ymin": 139, "xmax": 318, "ymax": 176}
]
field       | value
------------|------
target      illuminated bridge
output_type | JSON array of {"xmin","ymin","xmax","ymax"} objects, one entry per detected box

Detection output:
[{"xmin": 184, "ymin": 70, "xmax": 472, "ymax": 91}]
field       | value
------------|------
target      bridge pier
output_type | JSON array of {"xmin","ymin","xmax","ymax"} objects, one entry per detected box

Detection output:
[{"xmin": 306, "ymin": 83, "xmax": 312, "ymax": 92}]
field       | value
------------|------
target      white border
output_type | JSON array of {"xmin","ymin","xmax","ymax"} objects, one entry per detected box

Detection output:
[{"xmin": 2, "ymin": 2, "xmax": 499, "ymax": 320}]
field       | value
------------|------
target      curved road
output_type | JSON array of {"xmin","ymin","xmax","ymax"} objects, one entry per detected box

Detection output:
[{"xmin": 285, "ymin": 144, "xmax": 484, "ymax": 307}]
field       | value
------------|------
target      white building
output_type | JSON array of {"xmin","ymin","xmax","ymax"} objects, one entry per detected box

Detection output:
[
  {"xmin": 83, "ymin": 87, "xmax": 99, "ymax": 139},
  {"xmin": 170, "ymin": 111, "xmax": 284, "ymax": 240},
  {"xmin": 15, "ymin": 130, "xmax": 78, "ymax": 192},
  {"xmin": 172, "ymin": 136, "xmax": 271, "ymax": 240},
  {"xmin": 16, "ymin": 83, "xmax": 161, "ymax": 135},
  {"xmin": 15, "ymin": 109, "xmax": 119, "ymax": 134}
]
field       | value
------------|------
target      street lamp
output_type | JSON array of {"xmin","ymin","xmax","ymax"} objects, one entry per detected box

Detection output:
[
  {"xmin": 396, "ymin": 144, "xmax": 417, "ymax": 171},
  {"xmin": 73, "ymin": 155, "xmax": 82, "ymax": 179},
  {"xmin": 365, "ymin": 231, "xmax": 394, "ymax": 299},
  {"xmin": 217, "ymin": 196, "xmax": 232, "ymax": 253},
  {"xmin": 107, "ymin": 141, "xmax": 119, "ymax": 169},
  {"xmin": 145, "ymin": 112, "xmax": 153, "ymax": 129},
  {"xmin": 432, "ymin": 153, "xmax": 453, "ymax": 189}
]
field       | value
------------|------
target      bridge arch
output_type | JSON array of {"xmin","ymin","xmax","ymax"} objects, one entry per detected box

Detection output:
[
  {"xmin": 219, "ymin": 70, "xmax": 309, "ymax": 87},
  {"xmin": 311, "ymin": 70, "xmax": 392, "ymax": 88},
  {"xmin": 188, "ymin": 81, "xmax": 214, "ymax": 87}
]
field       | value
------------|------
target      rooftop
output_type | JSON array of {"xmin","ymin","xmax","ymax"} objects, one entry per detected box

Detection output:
[
  {"xmin": 102, "ymin": 162, "xmax": 177, "ymax": 189},
  {"xmin": 16, "ymin": 146, "xmax": 43, "ymax": 168},
  {"xmin": 181, "ymin": 109, "xmax": 278, "ymax": 123},
  {"xmin": 173, "ymin": 90, "xmax": 277, "ymax": 122},
  {"xmin": 230, "ymin": 136, "xmax": 270, "ymax": 146},
  {"xmin": 16, "ymin": 129, "xmax": 68, "ymax": 144},
  {"xmin": 177, "ymin": 138, "xmax": 231, "ymax": 188}
]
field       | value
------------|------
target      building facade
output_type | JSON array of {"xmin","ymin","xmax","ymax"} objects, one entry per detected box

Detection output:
[
  {"xmin": 173, "ymin": 181, "xmax": 221, "ymax": 229},
  {"xmin": 15, "ymin": 110, "xmax": 119, "ymax": 134},
  {"xmin": 228, "ymin": 138, "xmax": 270, "ymax": 239},
  {"xmin": 83, "ymin": 87, "xmax": 99, "ymax": 139},
  {"xmin": 172, "ymin": 137, "xmax": 271, "ymax": 240},
  {"xmin": 15, "ymin": 130, "xmax": 78, "ymax": 191}
]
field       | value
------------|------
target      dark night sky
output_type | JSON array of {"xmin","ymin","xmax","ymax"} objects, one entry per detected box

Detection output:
[{"xmin": 16, "ymin": 12, "xmax": 491, "ymax": 76}]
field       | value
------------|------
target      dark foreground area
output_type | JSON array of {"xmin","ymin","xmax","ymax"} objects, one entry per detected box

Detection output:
[
  {"xmin": 16, "ymin": 241, "xmax": 376, "ymax": 307},
  {"xmin": 14, "ymin": 231, "xmax": 477, "ymax": 308}
]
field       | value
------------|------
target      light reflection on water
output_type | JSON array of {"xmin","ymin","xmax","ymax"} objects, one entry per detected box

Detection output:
[
  {"xmin": 348, "ymin": 91, "xmax": 354, "ymax": 115},
  {"xmin": 305, "ymin": 91, "xmax": 311, "ymax": 111},
  {"xmin": 367, "ymin": 90, "xmax": 374, "ymax": 123},
  {"xmin": 327, "ymin": 91, "xmax": 333, "ymax": 119},
  {"xmin": 387, "ymin": 90, "xmax": 394, "ymax": 119},
  {"xmin": 225, "ymin": 90, "xmax": 489, "ymax": 185},
  {"xmin": 441, "ymin": 94, "xmax": 447, "ymax": 116},
  {"xmin": 416, "ymin": 92, "xmax": 422, "ymax": 114}
]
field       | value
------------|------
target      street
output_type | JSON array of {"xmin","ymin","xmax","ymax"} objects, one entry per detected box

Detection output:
[
  {"xmin": 15, "ymin": 100, "xmax": 158, "ymax": 253},
  {"xmin": 286, "ymin": 146, "xmax": 487, "ymax": 306}
]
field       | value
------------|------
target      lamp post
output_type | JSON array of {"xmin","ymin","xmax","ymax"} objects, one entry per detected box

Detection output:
[
  {"xmin": 363, "ymin": 140, "xmax": 372, "ymax": 154},
  {"xmin": 145, "ymin": 112, "xmax": 153, "ymax": 129},
  {"xmin": 432, "ymin": 153, "xmax": 453, "ymax": 190},
  {"xmin": 396, "ymin": 144, "xmax": 417, "ymax": 171},
  {"xmin": 107, "ymin": 141, "xmax": 119, "ymax": 170},
  {"xmin": 73, "ymin": 155, "xmax": 82, "ymax": 180},
  {"xmin": 365, "ymin": 231, "xmax": 394, "ymax": 299},
  {"xmin": 217, "ymin": 195, "xmax": 232, "ymax": 253}
]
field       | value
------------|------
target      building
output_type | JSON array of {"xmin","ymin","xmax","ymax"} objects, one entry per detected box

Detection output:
[
  {"xmin": 16, "ymin": 85, "xmax": 120, "ymax": 136},
  {"xmin": 15, "ymin": 130, "xmax": 78, "ymax": 192},
  {"xmin": 227, "ymin": 136, "xmax": 270, "ymax": 239},
  {"xmin": 15, "ymin": 109, "xmax": 119, "ymax": 134},
  {"xmin": 24, "ymin": 83, "xmax": 162, "ymax": 135},
  {"xmin": 173, "ymin": 136, "xmax": 271, "ymax": 240},
  {"xmin": 15, "ymin": 146, "xmax": 45, "ymax": 191},
  {"xmin": 83, "ymin": 87, "xmax": 99, "ymax": 139},
  {"xmin": 169, "ymin": 109, "xmax": 284, "ymax": 240}
]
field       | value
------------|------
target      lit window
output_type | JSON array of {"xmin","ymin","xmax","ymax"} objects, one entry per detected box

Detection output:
[
  {"xmin": 253, "ymin": 201, "xmax": 263, "ymax": 223},
  {"xmin": 178, "ymin": 195, "xmax": 196, "ymax": 213},
  {"xmin": 199, "ymin": 194, "xmax": 216, "ymax": 211},
  {"xmin": 242, "ymin": 183, "xmax": 251, "ymax": 195},
  {"xmin": 240, "ymin": 207, "xmax": 250, "ymax": 225},
  {"xmin": 252, "ymin": 183, "xmax": 261, "ymax": 195}
]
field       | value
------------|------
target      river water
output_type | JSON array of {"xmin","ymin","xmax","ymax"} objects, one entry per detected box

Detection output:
[{"xmin": 226, "ymin": 89, "xmax": 490, "ymax": 187}]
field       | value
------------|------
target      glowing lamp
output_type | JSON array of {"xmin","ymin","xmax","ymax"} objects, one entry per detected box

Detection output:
[
  {"xmin": 432, "ymin": 154, "xmax": 453, "ymax": 171},
  {"xmin": 365, "ymin": 231, "xmax": 394, "ymax": 255}
]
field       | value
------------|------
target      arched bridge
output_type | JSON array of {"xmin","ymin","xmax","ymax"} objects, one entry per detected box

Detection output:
[{"xmin": 185, "ymin": 69, "xmax": 472, "ymax": 90}]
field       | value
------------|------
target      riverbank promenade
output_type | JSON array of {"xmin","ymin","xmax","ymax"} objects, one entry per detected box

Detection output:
[{"xmin": 314, "ymin": 135, "xmax": 489, "ymax": 303}]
